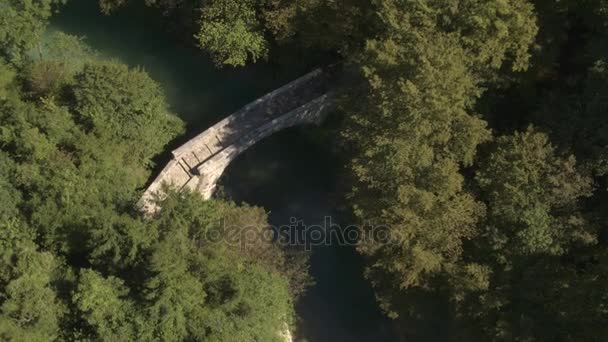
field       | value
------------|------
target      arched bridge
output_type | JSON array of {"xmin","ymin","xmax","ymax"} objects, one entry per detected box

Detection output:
[{"xmin": 140, "ymin": 68, "xmax": 334, "ymax": 214}]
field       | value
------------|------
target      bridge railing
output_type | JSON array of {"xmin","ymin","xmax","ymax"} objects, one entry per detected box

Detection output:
[
  {"xmin": 171, "ymin": 68, "xmax": 326, "ymax": 161},
  {"xmin": 193, "ymin": 93, "xmax": 334, "ymax": 198},
  {"xmin": 139, "ymin": 68, "xmax": 334, "ymax": 214}
]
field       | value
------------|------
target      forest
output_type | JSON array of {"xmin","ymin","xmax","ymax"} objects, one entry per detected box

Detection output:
[{"xmin": 1, "ymin": 0, "xmax": 607, "ymax": 341}]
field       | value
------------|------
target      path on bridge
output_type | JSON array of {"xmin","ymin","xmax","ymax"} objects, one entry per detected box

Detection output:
[{"xmin": 140, "ymin": 68, "xmax": 334, "ymax": 214}]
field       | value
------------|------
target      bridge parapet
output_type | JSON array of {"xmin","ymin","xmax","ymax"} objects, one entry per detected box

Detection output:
[
  {"xmin": 171, "ymin": 68, "xmax": 327, "ymax": 159},
  {"xmin": 139, "ymin": 68, "xmax": 334, "ymax": 214},
  {"xmin": 194, "ymin": 93, "xmax": 334, "ymax": 198}
]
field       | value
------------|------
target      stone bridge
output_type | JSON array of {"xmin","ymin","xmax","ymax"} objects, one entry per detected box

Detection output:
[{"xmin": 139, "ymin": 68, "xmax": 334, "ymax": 214}]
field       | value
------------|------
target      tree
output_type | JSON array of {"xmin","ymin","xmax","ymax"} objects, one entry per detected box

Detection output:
[
  {"xmin": 24, "ymin": 32, "xmax": 97, "ymax": 100},
  {"xmin": 475, "ymin": 128, "xmax": 593, "ymax": 258},
  {"xmin": 451, "ymin": 128, "xmax": 597, "ymax": 340},
  {"xmin": 0, "ymin": 95, "xmax": 148, "ymax": 253},
  {"xmin": 196, "ymin": 0, "xmax": 268, "ymax": 67},
  {"xmin": 454, "ymin": 246, "xmax": 608, "ymax": 340},
  {"xmin": 438, "ymin": 0, "xmax": 538, "ymax": 72},
  {"xmin": 261, "ymin": 0, "xmax": 372, "ymax": 54},
  {"xmin": 98, "ymin": 0, "xmax": 128, "ymax": 14},
  {"xmin": 0, "ymin": 218, "xmax": 65, "ymax": 341},
  {"xmin": 0, "ymin": 59, "xmax": 16, "ymax": 99},
  {"xmin": 143, "ymin": 191, "xmax": 294, "ymax": 341},
  {"xmin": 342, "ymin": 1, "xmax": 490, "ymax": 318},
  {"xmin": 338, "ymin": 0, "xmax": 539, "ymax": 321},
  {"xmin": 72, "ymin": 61, "xmax": 183, "ymax": 165},
  {"xmin": 73, "ymin": 269, "xmax": 144, "ymax": 340},
  {"xmin": 0, "ymin": 0, "xmax": 64, "ymax": 65},
  {"xmin": 0, "ymin": 152, "xmax": 21, "ymax": 220},
  {"xmin": 0, "ymin": 12, "xmax": 301, "ymax": 340}
]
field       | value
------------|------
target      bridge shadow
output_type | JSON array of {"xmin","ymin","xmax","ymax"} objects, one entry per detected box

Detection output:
[
  {"xmin": 50, "ymin": 0, "xmax": 319, "ymax": 197},
  {"xmin": 218, "ymin": 127, "xmax": 398, "ymax": 342},
  {"xmin": 139, "ymin": 67, "xmax": 337, "ymax": 212},
  {"xmin": 170, "ymin": 67, "xmax": 333, "ymax": 162}
]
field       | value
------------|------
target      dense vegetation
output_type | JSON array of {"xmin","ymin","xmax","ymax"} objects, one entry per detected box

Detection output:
[
  {"xmin": 338, "ymin": 1, "xmax": 608, "ymax": 339},
  {"xmin": 2, "ymin": 0, "xmax": 608, "ymax": 341},
  {"xmin": 0, "ymin": 4, "xmax": 303, "ymax": 340}
]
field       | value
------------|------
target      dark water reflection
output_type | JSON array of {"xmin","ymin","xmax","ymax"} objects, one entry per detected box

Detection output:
[{"xmin": 220, "ymin": 129, "xmax": 396, "ymax": 341}]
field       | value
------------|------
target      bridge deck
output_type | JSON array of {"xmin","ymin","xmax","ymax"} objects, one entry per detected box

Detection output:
[
  {"xmin": 172, "ymin": 69, "xmax": 329, "ymax": 162},
  {"xmin": 140, "ymin": 68, "xmax": 334, "ymax": 214}
]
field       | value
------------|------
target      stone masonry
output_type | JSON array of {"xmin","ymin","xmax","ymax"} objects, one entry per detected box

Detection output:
[{"xmin": 139, "ymin": 68, "xmax": 334, "ymax": 214}]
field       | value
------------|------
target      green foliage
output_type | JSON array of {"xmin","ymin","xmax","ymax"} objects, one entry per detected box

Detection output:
[
  {"xmin": 144, "ymin": 191, "xmax": 294, "ymax": 341},
  {"xmin": 0, "ymin": 218, "xmax": 65, "ymax": 341},
  {"xmin": 0, "ymin": 30, "xmax": 298, "ymax": 341},
  {"xmin": 342, "ymin": 0, "xmax": 497, "ymax": 317},
  {"xmin": 24, "ymin": 60, "xmax": 72, "ymax": 99},
  {"xmin": 447, "ymin": 128, "xmax": 598, "ymax": 340},
  {"xmin": 0, "ymin": 59, "xmax": 16, "ymax": 99},
  {"xmin": 438, "ymin": 0, "xmax": 538, "ymax": 72},
  {"xmin": 72, "ymin": 61, "xmax": 184, "ymax": 164},
  {"xmin": 261, "ymin": 0, "xmax": 372, "ymax": 53},
  {"xmin": 32, "ymin": 32, "xmax": 97, "ymax": 71},
  {"xmin": 530, "ymin": 247, "xmax": 608, "ymax": 340},
  {"xmin": 475, "ymin": 128, "xmax": 594, "ymax": 258},
  {"xmin": 22, "ymin": 32, "xmax": 96, "ymax": 100},
  {"xmin": 338, "ymin": 0, "xmax": 548, "ymax": 327},
  {"xmin": 0, "ymin": 152, "xmax": 21, "ymax": 219},
  {"xmin": 0, "ymin": 96, "xmax": 148, "ymax": 253},
  {"xmin": 0, "ymin": 36, "xmax": 299, "ymax": 342},
  {"xmin": 6, "ymin": 0, "xmax": 608, "ymax": 340},
  {"xmin": 0, "ymin": 35, "xmax": 182, "ymax": 262},
  {"xmin": 368, "ymin": 0, "xmax": 538, "ymax": 74},
  {"xmin": 98, "ymin": 0, "xmax": 128, "ymax": 14},
  {"xmin": 196, "ymin": 0, "xmax": 268, "ymax": 67},
  {"xmin": 0, "ymin": 0, "xmax": 59, "ymax": 64},
  {"xmin": 73, "ymin": 269, "xmax": 143, "ymax": 340},
  {"xmin": 453, "ymin": 247, "xmax": 608, "ymax": 340}
]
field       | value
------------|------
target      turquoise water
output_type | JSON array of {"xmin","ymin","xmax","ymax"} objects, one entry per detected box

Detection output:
[{"xmin": 51, "ymin": 1, "xmax": 396, "ymax": 340}]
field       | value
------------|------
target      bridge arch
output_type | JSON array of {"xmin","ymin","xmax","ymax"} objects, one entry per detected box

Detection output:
[{"xmin": 140, "ymin": 69, "xmax": 334, "ymax": 214}]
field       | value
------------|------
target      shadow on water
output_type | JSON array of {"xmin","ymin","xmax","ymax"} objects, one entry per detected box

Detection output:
[
  {"xmin": 52, "ymin": 1, "xmax": 397, "ymax": 340},
  {"xmin": 220, "ymin": 127, "xmax": 397, "ymax": 341}
]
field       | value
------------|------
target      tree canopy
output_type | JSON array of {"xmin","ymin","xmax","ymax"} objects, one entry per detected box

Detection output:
[
  {"xmin": 0, "ymin": 3, "xmax": 303, "ymax": 338},
  {"xmin": 3, "ymin": 0, "xmax": 608, "ymax": 340},
  {"xmin": 196, "ymin": 0, "xmax": 268, "ymax": 67}
]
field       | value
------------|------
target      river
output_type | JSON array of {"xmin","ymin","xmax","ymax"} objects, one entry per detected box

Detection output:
[{"xmin": 51, "ymin": 1, "xmax": 396, "ymax": 340}]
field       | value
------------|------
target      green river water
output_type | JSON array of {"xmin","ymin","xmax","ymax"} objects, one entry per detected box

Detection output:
[{"xmin": 51, "ymin": 1, "xmax": 396, "ymax": 340}]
